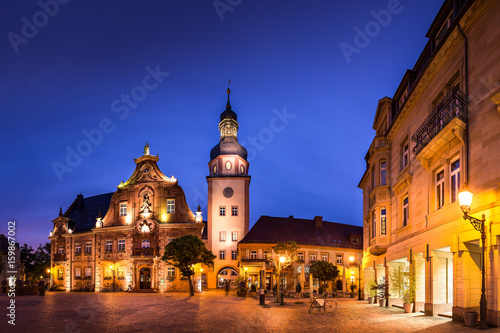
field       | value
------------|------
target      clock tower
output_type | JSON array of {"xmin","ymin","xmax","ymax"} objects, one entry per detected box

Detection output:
[{"xmin": 206, "ymin": 88, "xmax": 250, "ymax": 288}]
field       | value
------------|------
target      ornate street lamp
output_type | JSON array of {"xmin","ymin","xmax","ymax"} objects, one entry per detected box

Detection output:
[
  {"xmin": 110, "ymin": 265, "xmax": 115, "ymax": 292},
  {"xmin": 349, "ymin": 255, "xmax": 362, "ymax": 300},
  {"xmin": 458, "ymin": 189, "xmax": 487, "ymax": 330}
]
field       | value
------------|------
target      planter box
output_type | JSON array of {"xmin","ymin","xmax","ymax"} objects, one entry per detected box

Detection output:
[
  {"xmin": 464, "ymin": 311, "xmax": 478, "ymax": 327},
  {"xmin": 403, "ymin": 303, "xmax": 413, "ymax": 313},
  {"xmin": 379, "ymin": 299, "xmax": 385, "ymax": 307}
]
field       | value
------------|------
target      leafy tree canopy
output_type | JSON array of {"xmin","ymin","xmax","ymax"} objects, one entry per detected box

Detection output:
[
  {"xmin": 309, "ymin": 260, "xmax": 339, "ymax": 285},
  {"xmin": 161, "ymin": 235, "xmax": 215, "ymax": 296}
]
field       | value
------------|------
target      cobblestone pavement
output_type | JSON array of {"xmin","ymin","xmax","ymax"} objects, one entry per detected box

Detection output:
[{"xmin": 0, "ymin": 290, "xmax": 486, "ymax": 333}]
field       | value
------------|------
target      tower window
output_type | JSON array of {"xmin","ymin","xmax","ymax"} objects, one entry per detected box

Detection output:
[
  {"xmin": 240, "ymin": 165, "xmax": 244, "ymax": 174},
  {"xmin": 219, "ymin": 232, "xmax": 226, "ymax": 242},
  {"xmin": 219, "ymin": 250, "xmax": 226, "ymax": 260},
  {"xmin": 219, "ymin": 206, "xmax": 226, "ymax": 216},
  {"xmin": 225, "ymin": 161, "xmax": 232, "ymax": 170},
  {"xmin": 231, "ymin": 251, "xmax": 237, "ymax": 260},
  {"xmin": 213, "ymin": 165, "xmax": 217, "ymax": 175},
  {"xmin": 231, "ymin": 206, "xmax": 238, "ymax": 216},
  {"xmin": 231, "ymin": 231, "xmax": 238, "ymax": 242}
]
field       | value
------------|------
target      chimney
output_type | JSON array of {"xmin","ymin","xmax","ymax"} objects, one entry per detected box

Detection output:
[
  {"xmin": 76, "ymin": 194, "xmax": 84, "ymax": 209},
  {"xmin": 314, "ymin": 216, "xmax": 323, "ymax": 227},
  {"xmin": 289, "ymin": 215, "xmax": 294, "ymax": 219}
]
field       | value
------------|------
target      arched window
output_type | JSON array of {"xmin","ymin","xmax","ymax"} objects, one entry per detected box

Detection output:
[{"xmin": 142, "ymin": 240, "xmax": 150, "ymax": 248}]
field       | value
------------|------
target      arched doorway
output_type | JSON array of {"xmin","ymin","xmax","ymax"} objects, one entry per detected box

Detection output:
[
  {"xmin": 140, "ymin": 267, "xmax": 151, "ymax": 289},
  {"xmin": 217, "ymin": 267, "xmax": 238, "ymax": 288}
]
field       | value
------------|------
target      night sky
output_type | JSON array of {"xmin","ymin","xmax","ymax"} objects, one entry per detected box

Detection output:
[{"xmin": 0, "ymin": 0, "xmax": 444, "ymax": 247}]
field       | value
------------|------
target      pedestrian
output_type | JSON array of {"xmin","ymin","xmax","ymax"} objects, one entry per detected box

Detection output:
[{"xmin": 225, "ymin": 280, "xmax": 230, "ymax": 296}]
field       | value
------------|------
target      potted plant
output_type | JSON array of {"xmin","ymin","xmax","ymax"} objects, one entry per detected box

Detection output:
[
  {"xmin": 403, "ymin": 290, "xmax": 414, "ymax": 313},
  {"xmin": 38, "ymin": 280, "xmax": 46, "ymax": 296},
  {"xmin": 350, "ymin": 283, "xmax": 357, "ymax": 298},
  {"xmin": 295, "ymin": 283, "xmax": 302, "ymax": 298},
  {"xmin": 1, "ymin": 280, "xmax": 7, "ymax": 293},
  {"xmin": 368, "ymin": 282, "xmax": 377, "ymax": 304},
  {"xmin": 373, "ymin": 277, "xmax": 389, "ymax": 307},
  {"xmin": 250, "ymin": 284, "xmax": 257, "ymax": 297}
]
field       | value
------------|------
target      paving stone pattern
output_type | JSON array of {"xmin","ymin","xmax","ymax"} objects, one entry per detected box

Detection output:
[{"xmin": 0, "ymin": 290, "xmax": 481, "ymax": 332}]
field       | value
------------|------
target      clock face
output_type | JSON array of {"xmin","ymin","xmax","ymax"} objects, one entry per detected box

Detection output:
[{"xmin": 223, "ymin": 187, "xmax": 234, "ymax": 198}]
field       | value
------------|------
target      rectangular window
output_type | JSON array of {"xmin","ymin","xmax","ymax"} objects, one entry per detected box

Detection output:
[
  {"xmin": 321, "ymin": 253, "xmax": 328, "ymax": 262},
  {"xmin": 380, "ymin": 208, "xmax": 387, "ymax": 235},
  {"xmin": 372, "ymin": 213, "xmax": 376, "ymax": 238},
  {"xmin": 167, "ymin": 267, "xmax": 175, "ymax": 277},
  {"xmin": 403, "ymin": 196, "xmax": 409, "ymax": 227},
  {"xmin": 231, "ymin": 206, "xmax": 238, "ymax": 216},
  {"xmin": 250, "ymin": 251, "xmax": 257, "ymax": 260},
  {"xmin": 58, "ymin": 269, "xmax": 63, "ymax": 279},
  {"xmin": 336, "ymin": 255, "xmax": 343, "ymax": 265},
  {"xmin": 436, "ymin": 170, "xmax": 445, "ymax": 209},
  {"xmin": 75, "ymin": 267, "xmax": 81, "ymax": 277},
  {"xmin": 231, "ymin": 250, "xmax": 237, "ymax": 260},
  {"xmin": 75, "ymin": 244, "xmax": 81, "ymax": 255},
  {"xmin": 85, "ymin": 268, "xmax": 91, "ymax": 278},
  {"xmin": 105, "ymin": 240, "xmax": 112, "ymax": 252},
  {"xmin": 219, "ymin": 206, "xmax": 226, "ymax": 216},
  {"xmin": 231, "ymin": 232, "xmax": 238, "ymax": 242},
  {"xmin": 58, "ymin": 246, "xmax": 64, "ymax": 254},
  {"xmin": 118, "ymin": 239, "xmax": 125, "ymax": 251},
  {"xmin": 105, "ymin": 268, "xmax": 112, "ymax": 278},
  {"xmin": 297, "ymin": 252, "xmax": 304, "ymax": 261},
  {"xmin": 219, "ymin": 250, "xmax": 226, "ymax": 260},
  {"xmin": 380, "ymin": 161, "xmax": 386, "ymax": 186},
  {"xmin": 167, "ymin": 199, "xmax": 175, "ymax": 214},
  {"xmin": 309, "ymin": 253, "xmax": 316, "ymax": 262},
  {"xmin": 219, "ymin": 232, "xmax": 226, "ymax": 242},
  {"xmin": 85, "ymin": 243, "xmax": 92, "ymax": 254},
  {"xmin": 120, "ymin": 202, "xmax": 127, "ymax": 216},
  {"xmin": 402, "ymin": 140, "xmax": 409, "ymax": 170},
  {"xmin": 117, "ymin": 267, "xmax": 125, "ymax": 278},
  {"xmin": 450, "ymin": 159, "xmax": 460, "ymax": 203}
]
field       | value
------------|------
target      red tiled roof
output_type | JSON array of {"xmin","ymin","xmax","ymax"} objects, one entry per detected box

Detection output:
[{"xmin": 240, "ymin": 216, "xmax": 363, "ymax": 249}]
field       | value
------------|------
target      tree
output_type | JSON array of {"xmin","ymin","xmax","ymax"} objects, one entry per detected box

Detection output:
[
  {"xmin": 265, "ymin": 241, "xmax": 298, "ymax": 303},
  {"xmin": 20, "ymin": 243, "xmax": 51, "ymax": 283},
  {"xmin": 309, "ymin": 260, "xmax": 339, "ymax": 293},
  {"xmin": 160, "ymin": 235, "xmax": 215, "ymax": 296}
]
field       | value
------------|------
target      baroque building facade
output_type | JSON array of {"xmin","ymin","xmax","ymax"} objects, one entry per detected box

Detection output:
[
  {"xmin": 49, "ymin": 89, "xmax": 251, "ymax": 293},
  {"xmin": 358, "ymin": 0, "xmax": 500, "ymax": 326}
]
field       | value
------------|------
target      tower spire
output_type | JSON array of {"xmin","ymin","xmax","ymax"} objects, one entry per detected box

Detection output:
[{"xmin": 226, "ymin": 79, "xmax": 231, "ymax": 109}]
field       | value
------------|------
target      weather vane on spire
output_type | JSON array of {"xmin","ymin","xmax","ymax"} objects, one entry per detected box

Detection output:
[{"xmin": 227, "ymin": 79, "xmax": 231, "ymax": 95}]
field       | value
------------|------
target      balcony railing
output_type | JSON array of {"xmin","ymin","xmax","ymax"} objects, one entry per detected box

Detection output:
[
  {"xmin": 411, "ymin": 89, "xmax": 467, "ymax": 155},
  {"xmin": 133, "ymin": 248, "xmax": 159, "ymax": 256},
  {"xmin": 53, "ymin": 254, "xmax": 67, "ymax": 262}
]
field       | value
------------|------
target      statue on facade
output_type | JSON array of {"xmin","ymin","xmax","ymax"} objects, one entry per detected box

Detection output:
[
  {"xmin": 144, "ymin": 143, "xmax": 150, "ymax": 155},
  {"xmin": 140, "ymin": 193, "xmax": 152, "ymax": 213}
]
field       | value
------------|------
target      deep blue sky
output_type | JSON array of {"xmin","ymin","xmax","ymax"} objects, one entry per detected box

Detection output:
[{"xmin": 0, "ymin": 0, "xmax": 444, "ymax": 247}]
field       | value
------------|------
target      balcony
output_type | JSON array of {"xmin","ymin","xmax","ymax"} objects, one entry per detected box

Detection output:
[
  {"xmin": 133, "ymin": 248, "xmax": 159, "ymax": 256},
  {"xmin": 53, "ymin": 254, "xmax": 67, "ymax": 262},
  {"xmin": 411, "ymin": 89, "xmax": 467, "ymax": 156}
]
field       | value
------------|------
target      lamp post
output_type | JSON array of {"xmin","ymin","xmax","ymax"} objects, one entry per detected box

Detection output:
[
  {"xmin": 458, "ymin": 190, "xmax": 487, "ymax": 330},
  {"xmin": 47, "ymin": 268, "xmax": 52, "ymax": 290},
  {"xmin": 244, "ymin": 267, "xmax": 248, "ymax": 288},
  {"xmin": 279, "ymin": 256, "xmax": 285, "ymax": 305},
  {"xmin": 110, "ymin": 265, "xmax": 115, "ymax": 292},
  {"xmin": 349, "ymin": 256, "xmax": 362, "ymax": 300},
  {"xmin": 200, "ymin": 268, "xmax": 203, "ymax": 292}
]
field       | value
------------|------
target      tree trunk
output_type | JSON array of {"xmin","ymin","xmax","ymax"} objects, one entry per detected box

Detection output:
[{"xmin": 189, "ymin": 275, "xmax": 194, "ymax": 296}]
